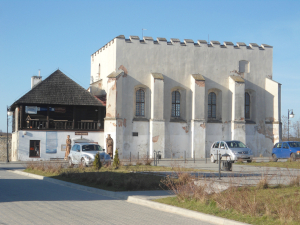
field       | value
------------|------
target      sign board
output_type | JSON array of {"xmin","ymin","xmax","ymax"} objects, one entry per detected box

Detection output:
[
  {"xmin": 75, "ymin": 132, "xmax": 88, "ymax": 135},
  {"xmin": 25, "ymin": 106, "xmax": 37, "ymax": 114},
  {"xmin": 55, "ymin": 107, "xmax": 66, "ymax": 113},
  {"xmin": 46, "ymin": 131, "xmax": 57, "ymax": 154},
  {"xmin": 61, "ymin": 144, "xmax": 66, "ymax": 151}
]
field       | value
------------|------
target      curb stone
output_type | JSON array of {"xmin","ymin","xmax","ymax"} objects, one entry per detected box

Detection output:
[
  {"xmin": 127, "ymin": 196, "xmax": 249, "ymax": 225},
  {"xmin": 7, "ymin": 169, "xmax": 249, "ymax": 225}
]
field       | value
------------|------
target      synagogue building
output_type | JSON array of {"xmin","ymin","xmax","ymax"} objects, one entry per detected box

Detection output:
[{"xmin": 89, "ymin": 35, "xmax": 281, "ymax": 159}]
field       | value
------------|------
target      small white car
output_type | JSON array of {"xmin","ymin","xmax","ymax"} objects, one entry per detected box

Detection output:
[
  {"xmin": 68, "ymin": 143, "xmax": 111, "ymax": 167},
  {"xmin": 210, "ymin": 140, "xmax": 254, "ymax": 163}
]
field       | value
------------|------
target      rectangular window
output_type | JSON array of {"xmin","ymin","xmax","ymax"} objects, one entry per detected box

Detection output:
[
  {"xmin": 208, "ymin": 92, "xmax": 216, "ymax": 119},
  {"xmin": 172, "ymin": 91, "xmax": 180, "ymax": 117},
  {"xmin": 29, "ymin": 140, "xmax": 40, "ymax": 157},
  {"xmin": 136, "ymin": 89, "xmax": 145, "ymax": 116},
  {"xmin": 245, "ymin": 93, "xmax": 250, "ymax": 119}
]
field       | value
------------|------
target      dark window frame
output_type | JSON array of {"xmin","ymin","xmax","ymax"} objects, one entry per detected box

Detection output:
[
  {"xmin": 208, "ymin": 92, "xmax": 216, "ymax": 119},
  {"xmin": 171, "ymin": 91, "xmax": 181, "ymax": 117},
  {"xmin": 136, "ymin": 89, "xmax": 145, "ymax": 117},
  {"xmin": 29, "ymin": 140, "xmax": 40, "ymax": 158},
  {"xmin": 245, "ymin": 92, "xmax": 250, "ymax": 119}
]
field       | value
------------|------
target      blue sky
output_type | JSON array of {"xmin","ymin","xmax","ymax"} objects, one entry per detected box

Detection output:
[{"xmin": 1, "ymin": 0, "xmax": 299, "ymax": 132}]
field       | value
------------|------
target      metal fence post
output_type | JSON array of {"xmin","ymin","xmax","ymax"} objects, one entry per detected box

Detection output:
[
  {"xmin": 130, "ymin": 152, "xmax": 131, "ymax": 163},
  {"xmin": 157, "ymin": 151, "xmax": 160, "ymax": 164},
  {"xmin": 184, "ymin": 151, "xmax": 186, "ymax": 163},
  {"xmin": 138, "ymin": 152, "xmax": 139, "ymax": 161},
  {"xmin": 194, "ymin": 150, "xmax": 195, "ymax": 163},
  {"xmin": 218, "ymin": 153, "xmax": 221, "ymax": 180}
]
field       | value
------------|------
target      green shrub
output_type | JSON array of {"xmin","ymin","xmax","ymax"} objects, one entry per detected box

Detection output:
[
  {"xmin": 113, "ymin": 149, "xmax": 120, "ymax": 168},
  {"xmin": 125, "ymin": 177, "xmax": 135, "ymax": 190},
  {"xmin": 93, "ymin": 153, "xmax": 102, "ymax": 170},
  {"xmin": 106, "ymin": 179, "xmax": 113, "ymax": 186}
]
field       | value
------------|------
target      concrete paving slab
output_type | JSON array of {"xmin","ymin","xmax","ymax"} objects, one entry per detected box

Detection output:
[
  {"xmin": 0, "ymin": 169, "xmax": 213, "ymax": 225},
  {"xmin": 3, "ymin": 169, "xmax": 250, "ymax": 225}
]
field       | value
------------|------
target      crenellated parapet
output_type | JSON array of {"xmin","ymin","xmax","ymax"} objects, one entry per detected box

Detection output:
[{"xmin": 91, "ymin": 35, "xmax": 273, "ymax": 57}]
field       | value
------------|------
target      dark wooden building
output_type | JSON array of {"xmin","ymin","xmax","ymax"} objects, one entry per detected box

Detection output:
[
  {"xmin": 10, "ymin": 70, "xmax": 105, "ymax": 132},
  {"xmin": 10, "ymin": 70, "xmax": 106, "ymax": 161}
]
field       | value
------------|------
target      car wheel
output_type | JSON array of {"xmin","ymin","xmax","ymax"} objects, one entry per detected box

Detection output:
[
  {"xmin": 247, "ymin": 160, "xmax": 252, "ymax": 163},
  {"xmin": 81, "ymin": 158, "xmax": 87, "ymax": 167},
  {"xmin": 272, "ymin": 154, "xmax": 278, "ymax": 162},
  {"xmin": 68, "ymin": 157, "xmax": 74, "ymax": 167},
  {"xmin": 290, "ymin": 153, "xmax": 296, "ymax": 162},
  {"xmin": 210, "ymin": 155, "xmax": 216, "ymax": 163}
]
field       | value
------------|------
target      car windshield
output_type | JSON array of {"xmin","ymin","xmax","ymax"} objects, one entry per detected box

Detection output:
[
  {"xmin": 288, "ymin": 142, "xmax": 300, "ymax": 148},
  {"xmin": 226, "ymin": 141, "xmax": 246, "ymax": 148},
  {"xmin": 82, "ymin": 145, "xmax": 102, "ymax": 151}
]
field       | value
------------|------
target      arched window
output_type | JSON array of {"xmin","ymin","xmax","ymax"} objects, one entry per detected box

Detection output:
[
  {"xmin": 245, "ymin": 92, "xmax": 250, "ymax": 119},
  {"xmin": 172, "ymin": 91, "xmax": 180, "ymax": 117},
  {"xmin": 208, "ymin": 92, "xmax": 216, "ymax": 119},
  {"xmin": 136, "ymin": 89, "xmax": 145, "ymax": 116}
]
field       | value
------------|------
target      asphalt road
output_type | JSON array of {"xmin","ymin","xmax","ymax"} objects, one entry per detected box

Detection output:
[{"xmin": 0, "ymin": 169, "xmax": 213, "ymax": 225}]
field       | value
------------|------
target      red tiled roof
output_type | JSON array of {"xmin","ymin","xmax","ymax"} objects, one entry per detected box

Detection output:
[{"xmin": 94, "ymin": 95, "xmax": 106, "ymax": 106}]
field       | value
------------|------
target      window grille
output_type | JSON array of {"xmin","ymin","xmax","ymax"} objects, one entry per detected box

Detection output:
[
  {"xmin": 208, "ymin": 92, "xmax": 216, "ymax": 118},
  {"xmin": 136, "ymin": 89, "xmax": 145, "ymax": 116},
  {"xmin": 245, "ymin": 92, "xmax": 250, "ymax": 119},
  {"xmin": 172, "ymin": 91, "xmax": 180, "ymax": 117}
]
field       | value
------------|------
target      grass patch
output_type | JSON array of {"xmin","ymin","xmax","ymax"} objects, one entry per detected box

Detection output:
[
  {"xmin": 155, "ymin": 186, "xmax": 300, "ymax": 225},
  {"xmin": 243, "ymin": 160, "xmax": 300, "ymax": 169},
  {"xmin": 157, "ymin": 173, "xmax": 300, "ymax": 225},
  {"xmin": 24, "ymin": 162, "xmax": 206, "ymax": 191},
  {"xmin": 24, "ymin": 166, "xmax": 164, "ymax": 191},
  {"xmin": 155, "ymin": 196, "xmax": 281, "ymax": 225}
]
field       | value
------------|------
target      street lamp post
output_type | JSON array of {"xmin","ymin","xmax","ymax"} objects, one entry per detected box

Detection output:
[
  {"xmin": 7, "ymin": 106, "xmax": 13, "ymax": 162},
  {"xmin": 288, "ymin": 109, "xmax": 295, "ymax": 141}
]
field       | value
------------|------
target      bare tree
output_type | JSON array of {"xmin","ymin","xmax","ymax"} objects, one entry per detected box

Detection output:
[
  {"xmin": 282, "ymin": 115, "xmax": 299, "ymax": 141},
  {"xmin": 292, "ymin": 120, "xmax": 300, "ymax": 141},
  {"xmin": 282, "ymin": 115, "xmax": 288, "ymax": 141}
]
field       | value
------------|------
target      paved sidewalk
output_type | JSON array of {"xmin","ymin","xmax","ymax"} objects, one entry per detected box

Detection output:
[{"xmin": 0, "ymin": 169, "xmax": 214, "ymax": 225}]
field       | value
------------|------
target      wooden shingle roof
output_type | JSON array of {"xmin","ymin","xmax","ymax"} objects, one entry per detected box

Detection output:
[{"xmin": 11, "ymin": 70, "xmax": 104, "ymax": 108}]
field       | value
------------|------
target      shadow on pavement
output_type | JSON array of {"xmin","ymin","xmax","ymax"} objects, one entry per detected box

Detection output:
[{"xmin": 0, "ymin": 178, "xmax": 116, "ymax": 203}]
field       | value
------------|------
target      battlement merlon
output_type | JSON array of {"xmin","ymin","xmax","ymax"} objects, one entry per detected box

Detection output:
[{"xmin": 91, "ymin": 35, "xmax": 273, "ymax": 56}]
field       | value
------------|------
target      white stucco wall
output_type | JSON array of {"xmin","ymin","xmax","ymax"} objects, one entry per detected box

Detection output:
[
  {"xmin": 15, "ymin": 131, "xmax": 104, "ymax": 161},
  {"xmin": 91, "ymin": 38, "xmax": 116, "ymax": 88},
  {"xmin": 92, "ymin": 36, "xmax": 279, "ymax": 158}
]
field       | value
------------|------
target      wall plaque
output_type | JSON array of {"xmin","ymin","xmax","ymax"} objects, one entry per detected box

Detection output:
[{"xmin": 75, "ymin": 132, "xmax": 88, "ymax": 135}]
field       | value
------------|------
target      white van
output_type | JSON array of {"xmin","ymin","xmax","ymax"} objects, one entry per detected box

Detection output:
[{"xmin": 210, "ymin": 140, "xmax": 253, "ymax": 163}]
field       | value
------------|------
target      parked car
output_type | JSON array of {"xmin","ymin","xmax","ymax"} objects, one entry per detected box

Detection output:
[
  {"xmin": 210, "ymin": 140, "xmax": 253, "ymax": 163},
  {"xmin": 272, "ymin": 141, "xmax": 300, "ymax": 162},
  {"xmin": 68, "ymin": 143, "xmax": 111, "ymax": 167}
]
